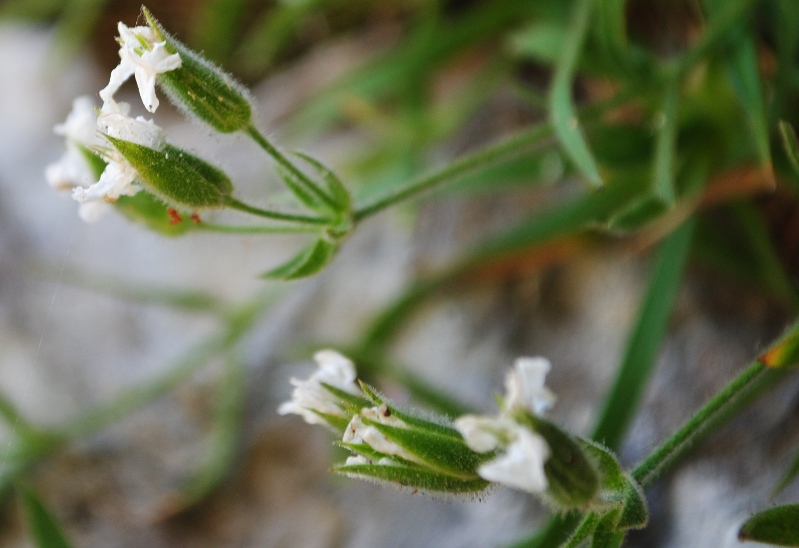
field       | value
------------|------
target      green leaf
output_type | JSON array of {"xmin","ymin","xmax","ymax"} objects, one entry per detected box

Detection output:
[
  {"xmin": 261, "ymin": 238, "xmax": 339, "ymax": 280},
  {"xmin": 292, "ymin": 151, "xmax": 352, "ymax": 213},
  {"xmin": 549, "ymin": 0, "xmax": 603, "ymax": 187},
  {"xmin": 319, "ymin": 382, "xmax": 372, "ymax": 411},
  {"xmin": 275, "ymin": 164, "xmax": 323, "ymax": 211},
  {"xmin": 591, "ymin": 217, "xmax": 695, "ymax": 450},
  {"xmin": 739, "ymin": 504, "xmax": 799, "ymax": 546},
  {"xmin": 334, "ymin": 462, "xmax": 489, "ymax": 494},
  {"xmin": 779, "ymin": 121, "xmax": 799, "ymax": 179},
  {"xmin": 19, "ymin": 487, "xmax": 73, "ymax": 548},
  {"xmin": 579, "ymin": 440, "xmax": 626, "ymax": 498},
  {"xmin": 726, "ymin": 30, "xmax": 772, "ymax": 173}
]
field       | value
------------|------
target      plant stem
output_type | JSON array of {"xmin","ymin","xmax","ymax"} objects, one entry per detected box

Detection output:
[
  {"xmin": 196, "ymin": 222, "xmax": 321, "ymax": 234},
  {"xmin": 245, "ymin": 124, "xmax": 339, "ymax": 210},
  {"xmin": 224, "ymin": 197, "xmax": 330, "ymax": 225},
  {"xmin": 632, "ymin": 362, "xmax": 770, "ymax": 487},
  {"xmin": 353, "ymin": 124, "xmax": 554, "ymax": 221}
]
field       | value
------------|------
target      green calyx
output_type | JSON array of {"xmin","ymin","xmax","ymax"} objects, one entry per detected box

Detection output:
[
  {"xmin": 142, "ymin": 7, "xmax": 253, "ymax": 134},
  {"xmin": 107, "ymin": 137, "xmax": 232, "ymax": 209}
]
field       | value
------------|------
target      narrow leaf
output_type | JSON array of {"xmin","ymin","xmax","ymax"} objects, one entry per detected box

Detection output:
[
  {"xmin": 592, "ymin": 217, "xmax": 696, "ymax": 450},
  {"xmin": 549, "ymin": 0, "xmax": 603, "ymax": 187},
  {"xmin": 19, "ymin": 487, "xmax": 73, "ymax": 548},
  {"xmin": 617, "ymin": 475, "xmax": 649, "ymax": 530},
  {"xmin": 261, "ymin": 238, "xmax": 338, "ymax": 280},
  {"xmin": 739, "ymin": 504, "xmax": 799, "ymax": 546},
  {"xmin": 779, "ymin": 121, "xmax": 799, "ymax": 180},
  {"xmin": 292, "ymin": 151, "xmax": 352, "ymax": 212}
]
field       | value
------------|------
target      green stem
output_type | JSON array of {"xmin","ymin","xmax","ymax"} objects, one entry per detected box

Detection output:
[
  {"xmin": 353, "ymin": 87, "xmax": 639, "ymax": 222},
  {"xmin": 196, "ymin": 222, "xmax": 321, "ymax": 234},
  {"xmin": 632, "ymin": 361, "xmax": 769, "ymax": 487},
  {"xmin": 559, "ymin": 512, "xmax": 599, "ymax": 548},
  {"xmin": 245, "ymin": 124, "xmax": 339, "ymax": 210},
  {"xmin": 224, "ymin": 197, "xmax": 330, "ymax": 225}
]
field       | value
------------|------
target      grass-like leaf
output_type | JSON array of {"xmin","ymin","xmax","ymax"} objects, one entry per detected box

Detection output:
[
  {"xmin": 261, "ymin": 238, "xmax": 339, "ymax": 280},
  {"xmin": 591, "ymin": 217, "xmax": 696, "ymax": 450},
  {"xmin": 548, "ymin": 0, "xmax": 603, "ymax": 187},
  {"xmin": 19, "ymin": 487, "xmax": 73, "ymax": 548}
]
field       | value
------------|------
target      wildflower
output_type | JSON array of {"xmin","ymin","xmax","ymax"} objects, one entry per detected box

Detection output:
[
  {"xmin": 477, "ymin": 426, "xmax": 550, "ymax": 493},
  {"xmin": 45, "ymin": 97, "xmax": 108, "ymax": 222},
  {"xmin": 504, "ymin": 357, "xmax": 557, "ymax": 414},
  {"xmin": 277, "ymin": 350, "xmax": 360, "ymax": 426},
  {"xmin": 342, "ymin": 404, "xmax": 419, "ymax": 463},
  {"xmin": 454, "ymin": 356, "xmax": 557, "ymax": 494},
  {"xmin": 72, "ymin": 101, "xmax": 166, "ymax": 213},
  {"xmin": 100, "ymin": 22, "xmax": 182, "ymax": 113}
]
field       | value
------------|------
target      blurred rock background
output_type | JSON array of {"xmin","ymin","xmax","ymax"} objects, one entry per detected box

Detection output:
[{"xmin": 1, "ymin": 1, "xmax": 799, "ymax": 546}]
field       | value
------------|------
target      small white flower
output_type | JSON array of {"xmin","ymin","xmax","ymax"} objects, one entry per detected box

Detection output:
[
  {"xmin": 45, "ymin": 97, "xmax": 114, "ymax": 222},
  {"xmin": 97, "ymin": 99, "xmax": 166, "ymax": 150},
  {"xmin": 99, "ymin": 22, "xmax": 181, "ymax": 113},
  {"xmin": 345, "ymin": 455, "xmax": 370, "ymax": 466},
  {"xmin": 454, "ymin": 414, "xmax": 516, "ymax": 453},
  {"xmin": 277, "ymin": 350, "xmax": 360, "ymax": 425},
  {"xmin": 342, "ymin": 406, "xmax": 418, "ymax": 463},
  {"xmin": 477, "ymin": 426, "xmax": 550, "ymax": 493},
  {"xmin": 504, "ymin": 357, "xmax": 556, "ymax": 415}
]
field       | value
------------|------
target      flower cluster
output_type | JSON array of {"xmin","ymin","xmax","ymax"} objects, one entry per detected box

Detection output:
[
  {"xmin": 278, "ymin": 351, "xmax": 582, "ymax": 498},
  {"xmin": 47, "ymin": 22, "xmax": 179, "ymax": 222}
]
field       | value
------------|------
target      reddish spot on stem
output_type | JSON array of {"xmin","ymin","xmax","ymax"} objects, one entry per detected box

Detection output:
[
  {"xmin": 167, "ymin": 208, "xmax": 183, "ymax": 225},
  {"xmin": 190, "ymin": 213, "xmax": 202, "ymax": 225}
]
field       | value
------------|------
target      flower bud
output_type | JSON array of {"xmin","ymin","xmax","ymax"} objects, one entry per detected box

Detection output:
[
  {"xmin": 142, "ymin": 7, "xmax": 253, "ymax": 133},
  {"xmin": 107, "ymin": 137, "xmax": 232, "ymax": 209}
]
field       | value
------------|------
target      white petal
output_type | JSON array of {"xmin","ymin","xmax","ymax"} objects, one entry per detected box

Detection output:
[
  {"xmin": 77, "ymin": 201, "xmax": 110, "ymax": 223},
  {"xmin": 454, "ymin": 414, "xmax": 514, "ymax": 453},
  {"xmin": 344, "ymin": 455, "xmax": 369, "ymax": 466},
  {"xmin": 54, "ymin": 96, "xmax": 100, "ymax": 146},
  {"xmin": 505, "ymin": 357, "xmax": 556, "ymax": 415},
  {"xmin": 277, "ymin": 350, "xmax": 360, "ymax": 425},
  {"xmin": 477, "ymin": 428, "xmax": 550, "ymax": 493},
  {"xmin": 100, "ymin": 59, "xmax": 136, "ymax": 104},
  {"xmin": 98, "ymin": 99, "xmax": 165, "ymax": 149},
  {"xmin": 343, "ymin": 414, "xmax": 418, "ymax": 463}
]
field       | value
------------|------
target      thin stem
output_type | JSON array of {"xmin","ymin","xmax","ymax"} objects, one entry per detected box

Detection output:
[
  {"xmin": 632, "ymin": 361, "xmax": 769, "ymax": 487},
  {"xmin": 245, "ymin": 124, "xmax": 339, "ymax": 210},
  {"xmin": 224, "ymin": 197, "xmax": 330, "ymax": 225},
  {"xmin": 196, "ymin": 222, "xmax": 321, "ymax": 234},
  {"xmin": 353, "ymin": 87, "xmax": 639, "ymax": 222},
  {"xmin": 559, "ymin": 512, "xmax": 598, "ymax": 548}
]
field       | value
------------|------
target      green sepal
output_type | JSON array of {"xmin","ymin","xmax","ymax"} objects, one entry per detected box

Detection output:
[
  {"xmin": 362, "ymin": 417, "xmax": 486, "ymax": 477},
  {"xmin": 115, "ymin": 192, "xmax": 192, "ymax": 236},
  {"xmin": 260, "ymin": 237, "xmax": 339, "ymax": 280},
  {"xmin": 319, "ymin": 382, "xmax": 372, "ymax": 411},
  {"xmin": 107, "ymin": 138, "xmax": 232, "ymax": 209},
  {"xmin": 142, "ymin": 7, "xmax": 252, "ymax": 134},
  {"xmin": 357, "ymin": 382, "xmax": 462, "ymax": 439},
  {"xmin": 18, "ymin": 487, "xmax": 73, "ymax": 548},
  {"xmin": 520, "ymin": 413, "xmax": 599, "ymax": 508},
  {"xmin": 339, "ymin": 442, "xmax": 394, "ymax": 463},
  {"xmin": 739, "ymin": 504, "xmax": 799, "ymax": 546},
  {"xmin": 590, "ymin": 509, "xmax": 625, "ymax": 548},
  {"xmin": 333, "ymin": 463, "xmax": 489, "ymax": 494},
  {"xmin": 291, "ymin": 151, "xmax": 352, "ymax": 213}
]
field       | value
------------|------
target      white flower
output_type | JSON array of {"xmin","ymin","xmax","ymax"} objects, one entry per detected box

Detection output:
[
  {"xmin": 342, "ymin": 404, "xmax": 418, "ymax": 463},
  {"xmin": 99, "ymin": 22, "xmax": 181, "ymax": 113},
  {"xmin": 454, "ymin": 414, "xmax": 516, "ymax": 453},
  {"xmin": 504, "ymin": 357, "xmax": 556, "ymax": 415},
  {"xmin": 277, "ymin": 350, "xmax": 360, "ymax": 425},
  {"xmin": 45, "ymin": 97, "xmax": 112, "ymax": 222},
  {"xmin": 477, "ymin": 426, "xmax": 550, "ymax": 493},
  {"xmin": 97, "ymin": 99, "xmax": 166, "ymax": 149}
]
